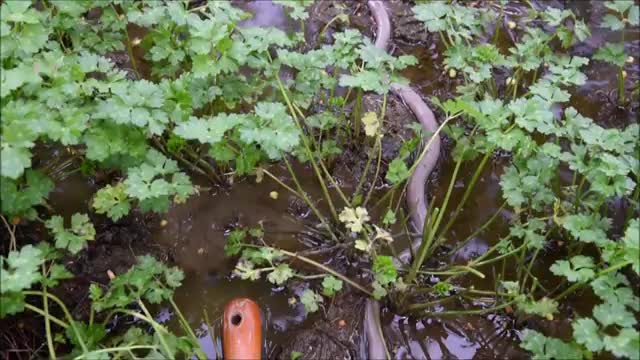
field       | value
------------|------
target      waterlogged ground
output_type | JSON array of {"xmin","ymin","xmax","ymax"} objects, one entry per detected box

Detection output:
[{"xmin": 31, "ymin": 1, "xmax": 639, "ymax": 359}]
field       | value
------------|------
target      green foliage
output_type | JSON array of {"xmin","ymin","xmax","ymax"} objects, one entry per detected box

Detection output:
[
  {"xmin": 339, "ymin": 40, "xmax": 416, "ymax": 95},
  {"xmin": 45, "ymin": 213, "xmax": 96, "ymax": 254},
  {"xmin": 385, "ymin": 158, "xmax": 410, "ymax": 185},
  {"xmin": 412, "ymin": 2, "xmax": 492, "ymax": 44},
  {"xmin": 224, "ymin": 228, "xmax": 247, "ymax": 257},
  {"xmin": 372, "ymin": 255, "xmax": 397, "ymax": 286},
  {"xmin": 594, "ymin": 43, "xmax": 626, "ymax": 67},
  {"xmin": 122, "ymin": 149, "xmax": 195, "ymax": 213},
  {"xmin": 267, "ymin": 264, "xmax": 295, "ymax": 285},
  {"xmin": 322, "ymin": 275, "xmax": 343, "ymax": 296},
  {"xmin": 300, "ymin": 289, "xmax": 323, "ymax": 313},
  {"xmin": 91, "ymin": 255, "xmax": 184, "ymax": 311},
  {"xmin": 0, "ymin": 245, "xmax": 44, "ymax": 316},
  {"xmin": 521, "ymin": 330, "xmax": 583, "ymax": 360},
  {"xmin": 274, "ymin": 0, "xmax": 314, "ymax": 21},
  {"xmin": 550, "ymin": 256, "xmax": 595, "ymax": 283},
  {"xmin": 1, "ymin": 170, "xmax": 53, "ymax": 220},
  {"xmin": 92, "ymin": 183, "xmax": 131, "ymax": 221},
  {"xmin": 414, "ymin": 2, "xmax": 639, "ymax": 358}
]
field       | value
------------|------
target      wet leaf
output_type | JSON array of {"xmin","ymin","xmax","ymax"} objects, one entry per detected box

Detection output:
[
  {"xmin": 267, "ymin": 264, "xmax": 294, "ymax": 285},
  {"xmin": 385, "ymin": 159, "xmax": 409, "ymax": 185},
  {"xmin": 300, "ymin": 289, "xmax": 322, "ymax": 313},
  {"xmin": 572, "ymin": 318, "xmax": 604, "ymax": 352},
  {"xmin": 45, "ymin": 213, "xmax": 96, "ymax": 254},
  {"xmin": 322, "ymin": 275, "xmax": 343, "ymax": 296}
]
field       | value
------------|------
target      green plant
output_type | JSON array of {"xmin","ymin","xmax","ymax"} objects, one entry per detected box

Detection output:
[
  {"xmin": 409, "ymin": 2, "xmax": 639, "ymax": 358},
  {"xmin": 594, "ymin": 0, "xmax": 639, "ymax": 104}
]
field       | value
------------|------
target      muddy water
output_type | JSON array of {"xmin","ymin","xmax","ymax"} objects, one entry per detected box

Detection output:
[{"xmin": 154, "ymin": 162, "xmax": 331, "ymax": 358}]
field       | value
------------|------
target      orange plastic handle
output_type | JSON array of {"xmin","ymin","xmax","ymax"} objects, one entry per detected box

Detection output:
[{"xmin": 223, "ymin": 298, "xmax": 262, "ymax": 360}]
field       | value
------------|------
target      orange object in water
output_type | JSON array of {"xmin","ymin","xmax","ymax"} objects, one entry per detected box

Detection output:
[{"xmin": 223, "ymin": 298, "xmax": 262, "ymax": 360}]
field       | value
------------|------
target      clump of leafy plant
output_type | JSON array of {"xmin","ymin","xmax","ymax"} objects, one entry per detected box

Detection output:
[
  {"xmin": 594, "ymin": 0, "xmax": 638, "ymax": 104},
  {"xmin": 409, "ymin": 1, "xmax": 639, "ymax": 358}
]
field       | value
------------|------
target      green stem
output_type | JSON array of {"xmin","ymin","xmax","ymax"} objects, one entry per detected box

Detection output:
[
  {"xmin": 274, "ymin": 71, "xmax": 339, "ymax": 221},
  {"xmin": 352, "ymin": 141, "xmax": 376, "ymax": 203},
  {"xmin": 73, "ymin": 346, "xmax": 159, "ymax": 359},
  {"xmin": 474, "ymin": 242, "xmax": 526, "ymax": 267},
  {"xmin": 278, "ymin": 249, "xmax": 373, "ymax": 296},
  {"xmin": 318, "ymin": 158, "xmax": 350, "ymax": 206},
  {"xmin": 353, "ymin": 89, "xmax": 363, "ymax": 141},
  {"xmin": 446, "ymin": 201, "xmax": 506, "ymax": 257},
  {"xmin": 420, "ymin": 299, "xmax": 518, "ymax": 317},
  {"xmin": 403, "ymin": 296, "xmax": 458, "ymax": 312},
  {"xmin": 123, "ymin": 23, "xmax": 141, "ymax": 80},
  {"xmin": 24, "ymin": 291, "xmax": 88, "ymax": 354},
  {"xmin": 283, "ymin": 158, "xmax": 334, "ymax": 237},
  {"xmin": 618, "ymin": 67, "xmax": 626, "ymax": 104},
  {"xmin": 24, "ymin": 304, "xmax": 69, "ymax": 329},
  {"xmin": 432, "ymin": 151, "xmax": 491, "ymax": 251},
  {"xmin": 42, "ymin": 266, "xmax": 56, "ymax": 359},
  {"xmin": 318, "ymin": 14, "xmax": 344, "ymax": 43},
  {"xmin": 137, "ymin": 300, "xmax": 173, "ymax": 358},
  {"xmin": 364, "ymin": 136, "xmax": 383, "ymax": 207},
  {"xmin": 262, "ymin": 168, "xmax": 305, "ymax": 199},
  {"xmin": 203, "ymin": 309, "xmax": 221, "ymax": 360},
  {"xmin": 424, "ymin": 155, "xmax": 464, "ymax": 256},
  {"xmin": 168, "ymin": 297, "xmax": 207, "ymax": 359}
]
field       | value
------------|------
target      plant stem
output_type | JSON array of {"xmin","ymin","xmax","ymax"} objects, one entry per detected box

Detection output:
[
  {"xmin": 318, "ymin": 158, "xmax": 350, "ymax": 206},
  {"xmin": 42, "ymin": 266, "xmax": 56, "ymax": 360},
  {"xmin": 318, "ymin": 13, "xmax": 345, "ymax": 43},
  {"xmin": 403, "ymin": 296, "xmax": 458, "ymax": 312},
  {"xmin": 203, "ymin": 309, "xmax": 221, "ymax": 360},
  {"xmin": 278, "ymin": 249, "xmax": 373, "ymax": 296},
  {"xmin": 262, "ymin": 168, "xmax": 305, "ymax": 199},
  {"xmin": 274, "ymin": 71, "xmax": 339, "ymax": 221},
  {"xmin": 283, "ymin": 158, "xmax": 334, "ymax": 235},
  {"xmin": 73, "ymin": 346, "xmax": 159, "ymax": 359},
  {"xmin": 364, "ymin": 136, "xmax": 383, "ymax": 207},
  {"xmin": 1, "ymin": 215, "xmax": 17, "ymax": 251},
  {"xmin": 137, "ymin": 300, "xmax": 173, "ymax": 358},
  {"xmin": 24, "ymin": 291, "xmax": 88, "ymax": 354},
  {"xmin": 353, "ymin": 89, "xmax": 363, "ymax": 141},
  {"xmin": 433, "ymin": 151, "xmax": 491, "ymax": 251},
  {"xmin": 618, "ymin": 67, "xmax": 626, "ymax": 104},
  {"xmin": 352, "ymin": 141, "xmax": 376, "ymax": 203},
  {"xmin": 411, "ymin": 154, "xmax": 464, "ymax": 280},
  {"xmin": 123, "ymin": 23, "xmax": 141, "ymax": 80},
  {"xmin": 420, "ymin": 299, "xmax": 518, "ymax": 317},
  {"xmin": 24, "ymin": 304, "xmax": 69, "ymax": 329},
  {"xmin": 168, "ymin": 297, "xmax": 207, "ymax": 359},
  {"xmin": 446, "ymin": 201, "xmax": 506, "ymax": 257}
]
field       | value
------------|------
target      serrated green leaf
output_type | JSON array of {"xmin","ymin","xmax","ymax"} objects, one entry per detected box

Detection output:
[
  {"xmin": 594, "ymin": 43, "xmax": 626, "ymax": 67},
  {"xmin": 0, "ymin": 245, "xmax": 44, "ymax": 293},
  {"xmin": 572, "ymin": 318, "xmax": 604, "ymax": 352},
  {"xmin": 386, "ymin": 158, "xmax": 409, "ymax": 185},
  {"xmin": 93, "ymin": 183, "xmax": 131, "ymax": 221},
  {"xmin": 267, "ymin": 264, "xmax": 294, "ymax": 285},
  {"xmin": 45, "ymin": 213, "xmax": 96, "ymax": 254},
  {"xmin": 300, "ymin": 289, "xmax": 322, "ymax": 313},
  {"xmin": 322, "ymin": 275, "xmax": 343, "ymax": 296}
]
